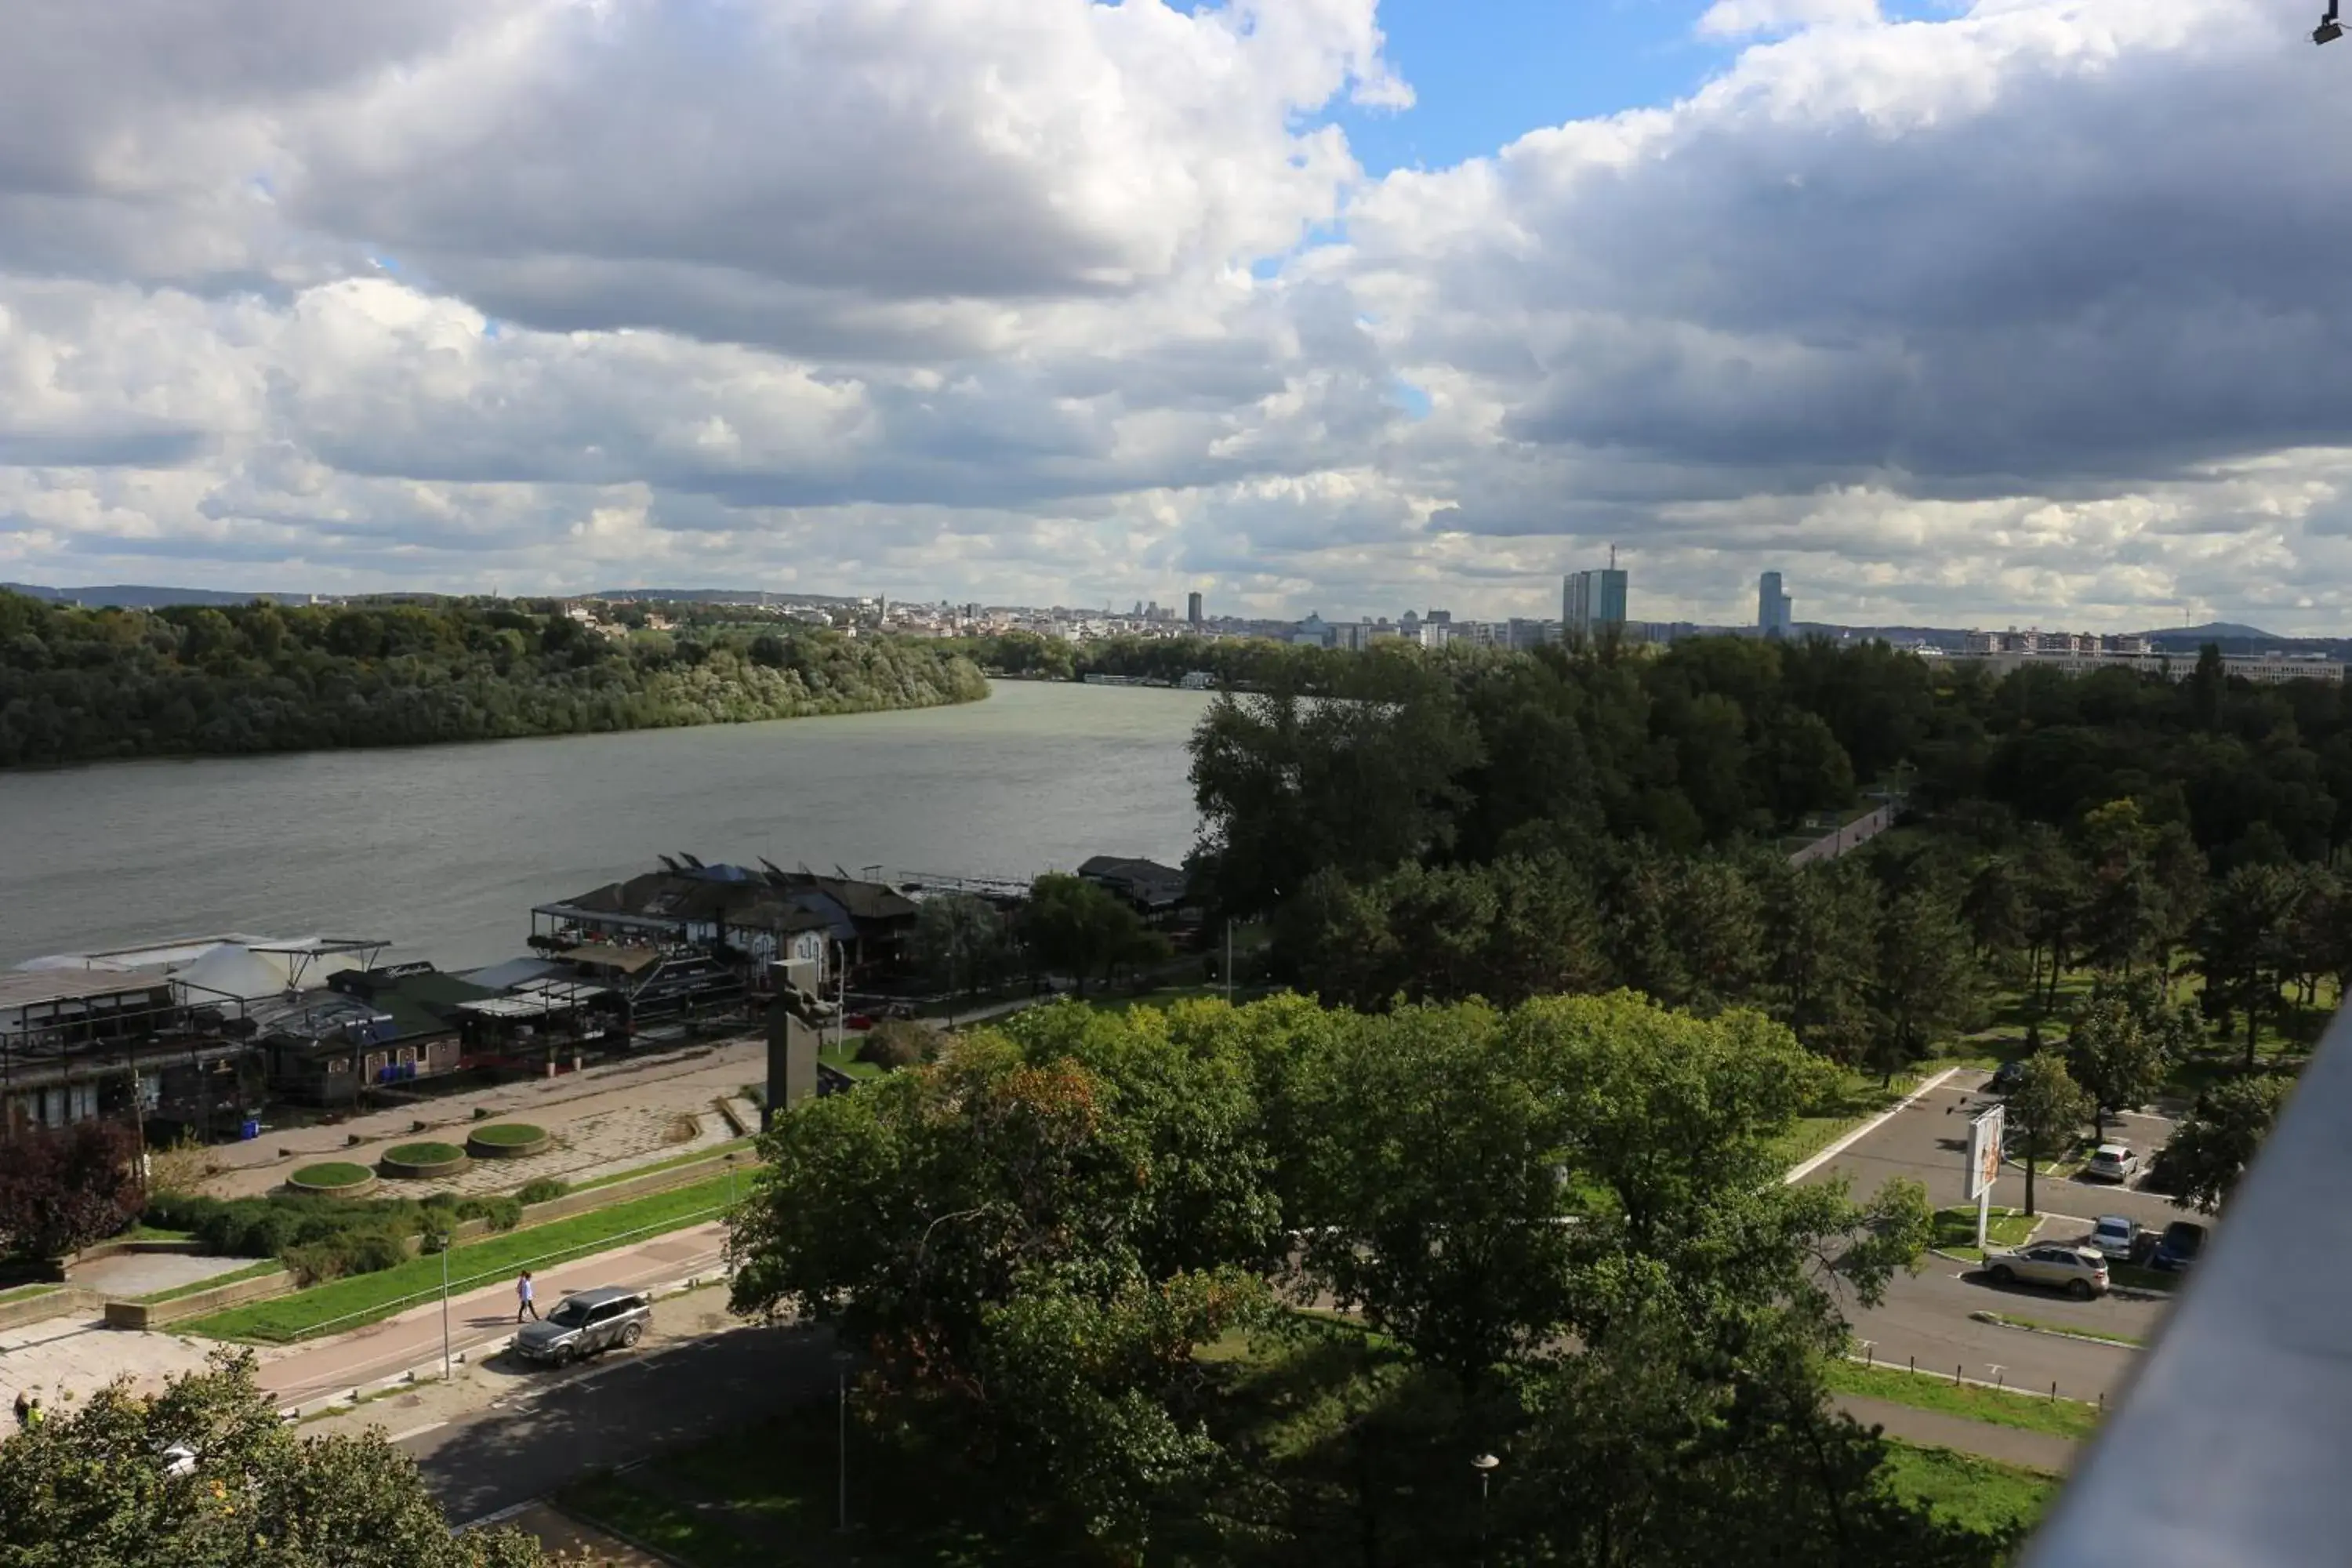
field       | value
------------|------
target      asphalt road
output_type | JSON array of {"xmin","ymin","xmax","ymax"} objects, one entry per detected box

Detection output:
[
  {"xmin": 1805, "ymin": 1068, "xmax": 2190, "ymax": 1406},
  {"xmin": 396, "ymin": 1316, "xmax": 840, "ymax": 1525},
  {"xmin": 1811, "ymin": 1069, "xmax": 2194, "ymax": 1238}
]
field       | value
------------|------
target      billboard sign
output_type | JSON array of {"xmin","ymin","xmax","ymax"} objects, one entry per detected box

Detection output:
[{"xmin": 1966, "ymin": 1103, "xmax": 2005, "ymax": 1201}]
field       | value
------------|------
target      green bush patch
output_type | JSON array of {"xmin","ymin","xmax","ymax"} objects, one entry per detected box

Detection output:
[
  {"xmin": 383, "ymin": 1141, "xmax": 464, "ymax": 1165},
  {"xmin": 286, "ymin": 1163, "xmax": 373, "ymax": 1192},
  {"xmin": 517, "ymin": 1177, "xmax": 569, "ymax": 1205}
]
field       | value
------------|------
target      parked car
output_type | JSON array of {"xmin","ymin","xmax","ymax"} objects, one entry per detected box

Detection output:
[
  {"xmin": 1987, "ymin": 1059, "xmax": 2027, "ymax": 1095},
  {"xmin": 513, "ymin": 1287, "xmax": 652, "ymax": 1367},
  {"xmin": 1984, "ymin": 1243, "xmax": 2111, "ymax": 1299},
  {"xmin": 2084, "ymin": 1144, "xmax": 2140, "ymax": 1182},
  {"xmin": 2087, "ymin": 1215, "xmax": 2138, "ymax": 1261},
  {"xmin": 2153, "ymin": 1219, "xmax": 2208, "ymax": 1273}
]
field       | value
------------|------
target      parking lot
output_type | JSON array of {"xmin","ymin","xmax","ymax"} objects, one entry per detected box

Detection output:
[{"xmin": 1800, "ymin": 1067, "xmax": 2198, "ymax": 1404}]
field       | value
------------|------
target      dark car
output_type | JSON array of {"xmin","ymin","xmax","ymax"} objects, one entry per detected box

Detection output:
[
  {"xmin": 513, "ymin": 1287, "xmax": 652, "ymax": 1367},
  {"xmin": 2152, "ymin": 1220, "xmax": 2207, "ymax": 1273},
  {"xmin": 1987, "ymin": 1060, "xmax": 2027, "ymax": 1095}
]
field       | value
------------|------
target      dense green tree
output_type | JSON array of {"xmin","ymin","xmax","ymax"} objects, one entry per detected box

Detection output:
[
  {"xmin": 2065, "ymin": 997, "xmax": 2171, "ymax": 1144},
  {"xmin": 1765, "ymin": 861, "xmax": 1879, "ymax": 1065},
  {"xmin": 1018, "ymin": 873, "xmax": 1163, "ymax": 996},
  {"xmin": 1868, "ymin": 890, "xmax": 1981, "ymax": 1083},
  {"xmin": 2003, "ymin": 1054, "xmax": 2092, "ymax": 1216},
  {"xmin": 910, "ymin": 892, "xmax": 1014, "ymax": 1012},
  {"xmin": 0, "ymin": 1354, "xmax": 545, "ymax": 1568},
  {"xmin": 2196, "ymin": 862, "xmax": 2307, "ymax": 1067},
  {"xmin": 2161, "ymin": 1074, "xmax": 2296, "ymax": 1214},
  {"xmin": 0, "ymin": 592, "xmax": 987, "ymax": 767}
]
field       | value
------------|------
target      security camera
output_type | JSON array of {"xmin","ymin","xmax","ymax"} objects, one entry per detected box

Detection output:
[{"xmin": 2321, "ymin": 2, "xmax": 2343, "ymax": 42}]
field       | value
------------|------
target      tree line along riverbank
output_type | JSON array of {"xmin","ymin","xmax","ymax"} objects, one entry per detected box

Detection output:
[{"xmin": 0, "ymin": 593, "xmax": 989, "ymax": 767}]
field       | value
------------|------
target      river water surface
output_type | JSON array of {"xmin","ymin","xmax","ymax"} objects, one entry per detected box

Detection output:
[{"xmin": 0, "ymin": 681, "xmax": 1211, "ymax": 968}]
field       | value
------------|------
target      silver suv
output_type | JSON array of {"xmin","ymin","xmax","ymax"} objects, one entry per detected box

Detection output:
[{"xmin": 513, "ymin": 1287, "xmax": 651, "ymax": 1367}]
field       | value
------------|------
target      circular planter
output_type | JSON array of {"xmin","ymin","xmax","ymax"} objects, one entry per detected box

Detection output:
[
  {"xmin": 286, "ymin": 1162, "xmax": 378, "ymax": 1197},
  {"xmin": 378, "ymin": 1142, "xmax": 472, "ymax": 1180},
  {"xmin": 466, "ymin": 1123, "xmax": 552, "ymax": 1160}
]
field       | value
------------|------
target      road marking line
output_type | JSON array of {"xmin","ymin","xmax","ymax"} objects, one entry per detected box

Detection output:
[
  {"xmin": 1784, "ymin": 1067, "xmax": 1961, "ymax": 1185},
  {"xmin": 387, "ymin": 1419, "xmax": 448, "ymax": 1444},
  {"xmin": 455, "ymin": 1499, "xmax": 535, "ymax": 1532}
]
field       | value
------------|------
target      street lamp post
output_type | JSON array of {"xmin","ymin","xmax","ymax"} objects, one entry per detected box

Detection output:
[
  {"xmin": 1472, "ymin": 1453, "xmax": 1501, "ymax": 1566},
  {"xmin": 437, "ymin": 1232, "xmax": 453, "ymax": 1381}
]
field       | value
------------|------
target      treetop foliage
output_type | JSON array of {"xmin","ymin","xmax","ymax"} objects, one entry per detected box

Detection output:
[{"xmin": 0, "ymin": 590, "xmax": 985, "ymax": 765}]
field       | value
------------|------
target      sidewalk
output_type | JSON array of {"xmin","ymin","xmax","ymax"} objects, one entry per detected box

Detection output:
[
  {"xmin": 204, "ymin": 1040, "xmax": 764, "ymax": 1198},
  {"xmin": 1834, "ymin": 1392, "xmax": 2077, "ymax": 1473},
  {"xmin": 258, "ymin": 1220, "xmax": 729, "ymax": 1407}
]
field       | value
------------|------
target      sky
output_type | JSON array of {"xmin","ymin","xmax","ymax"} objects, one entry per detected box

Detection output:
[{"xmin": 5, "ymin": 0, "xmax": 2352, "ymax": 632}]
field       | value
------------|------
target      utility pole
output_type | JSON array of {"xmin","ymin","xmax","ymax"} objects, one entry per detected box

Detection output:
[
  {"xmin": 438, "ymin": 1232, "xmax": 453, "ymax": 1381},
  {"xmin": 1224, "ymin": 919, "xmax": 1233, "ymax": 1005}
]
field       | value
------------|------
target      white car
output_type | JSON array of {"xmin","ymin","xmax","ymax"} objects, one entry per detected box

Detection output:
[
  {"xmin": 2088, "ymin": 1214, "xmax": 2137, "ymax": 1261},
  {"xmin": 2085, "ymin": 1144, "xmax": 2140, "ymax": 1182}
]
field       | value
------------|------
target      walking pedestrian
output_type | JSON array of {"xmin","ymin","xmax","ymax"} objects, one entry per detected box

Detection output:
[
  {"xmin": 515, "ymin": 1269, "xmax": 539, "ymax": 1323},
  {"xmin": 12, "ymin": 1390, "xmax": 27, "ymax": 1428},
  {"xmin": 23, "ymin": 1398, "xmax": 42, "ymax": 1430}
]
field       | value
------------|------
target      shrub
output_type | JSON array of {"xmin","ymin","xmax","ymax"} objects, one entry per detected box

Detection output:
[
  {"xmin": 858, "ymin": 1018, "xmax": 942, "ymax": 1070},
  {"xmin": 281, "ymin": 1241, "xmax": 347, "ymax": 1287},
  {"xmin": 457, "ymin": 1195, "xmax": 524, "ymax": 1232},
  {"xmin": 517, "ymin": 1178, "xmax": 568, "ymax": 1205}
]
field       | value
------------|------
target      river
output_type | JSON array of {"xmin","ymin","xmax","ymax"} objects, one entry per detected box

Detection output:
[{"xmin": 0, "ymin": 681, "xmax": 1214, "ymax": 969}]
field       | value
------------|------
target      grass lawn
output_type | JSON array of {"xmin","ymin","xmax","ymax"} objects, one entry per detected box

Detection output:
[
  {"xmin": 1931, "ymin": 1204, "xmax": 2038, "ymax": 1261},
  {"xmin": 818, "ymin": 1042, "xmax": 884, "ymax": 1080},
  {"xmin": 1875, "ymin": 1440, "xmax": 2060, "ymax": 1536},
  {"xmin": 115, "ymin": 1225, "xmax": 196, "ymax": 1243},
  {"xmin": 1828, "ymin": 1359, "xmax": 2101, "ymax": 1442},
  {"xmin": 467, "ymin": 1123, "xmax": 546, "ymax": 1147},
  {"xmin": 568, "ymin": 1138, "xmax": 757, "ymax": 1194},
  {"xmin": 0, "ymin": 1281, "xmax": 62, "ymax": 1306},
  {"xmin": 560, "ymin": 1403, "xmax": 1018, "ymax": 1567},
  {"xmin": 180, "ymin": 1171, "xmax": 738, "ymax": 1343},
  {"xmin": 2108, "ymin": 1262, "xmax": 2180, "ymax": 1294},
  {"xmin": 1972, "ymin": 1310, "xmax": 2145, "ymax": 1348},
  {"xmin": 136, "ymin": 1258, "xmax": 285, "ymax": 1305},
  {"xmin": 1773, "ymin": 1069, "xmax": 1922, "ymax": 1171}
]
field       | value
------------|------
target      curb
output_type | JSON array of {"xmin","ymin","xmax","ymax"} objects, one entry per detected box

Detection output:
[
  {"xmin": 1966, "ymin": 1311, "xmax": 2141, "ymax": 1352},
  {"xmin": 274, "ymin": 1268, "xmax": 728, "ymax": 1421}
]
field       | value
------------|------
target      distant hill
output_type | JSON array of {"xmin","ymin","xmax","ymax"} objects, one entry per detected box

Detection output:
[
  {"xmin": 2134, "ymin": 621, "xmax": 2281, "ymax": 642},
  {"xmin": 591, "ymin": 586, "xmax": 860, "ymax": 606},
  {"xmin": 2, "ymin": 582, "xmax": 279, "ymax": 608}
]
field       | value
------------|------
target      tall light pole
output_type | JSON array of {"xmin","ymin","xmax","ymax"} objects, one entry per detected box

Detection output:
[
  {"xmin": 1472, "ymin": 1453, "xmax": 1501, "ymax": 1566},
  {"xmin": 1224, "ymin": 918, "xmax": 1233, "ymax": 1005},
  {"xmin": 437, "ymin": 1231, "xmax": 453, "ymax": 1381}
]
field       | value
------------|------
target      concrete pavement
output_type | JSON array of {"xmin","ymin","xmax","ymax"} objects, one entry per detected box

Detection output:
[
  {"xmin": 204, "ymin": 1038, "xmax": 764, "ymax": 1199},
  {"xmin": 1835, "ymin": 1392, "xmax": 2075, "ymax": 1473}
]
